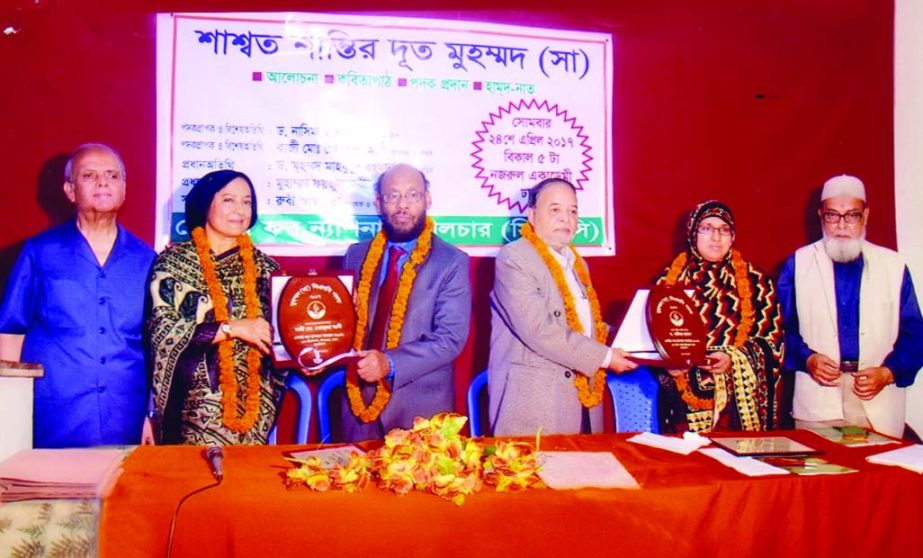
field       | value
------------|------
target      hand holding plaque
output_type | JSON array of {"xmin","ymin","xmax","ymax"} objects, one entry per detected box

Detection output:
[
  {"xmin": 273, "ymin": 272, "xmax": 361, "ymax": 374},
  {"xmin": 612, "ymin": 286, "xmax": 709, "ymax": 369}
]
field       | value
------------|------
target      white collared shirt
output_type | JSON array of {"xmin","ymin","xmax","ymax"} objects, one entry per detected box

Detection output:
[
  {"xmin": 549, "ymin": 247, "xmax": 594, "ymax": 338},
  {"xmin": 550, "ymin": 246, "xmax": 612, "ymax": 369}
]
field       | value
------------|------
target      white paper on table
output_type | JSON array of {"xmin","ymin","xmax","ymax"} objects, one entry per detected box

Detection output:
[
  {"xmin": 536, "ymin": 451, "xmax": 640, "ymax": 489},
  {"xmin": 627, "ymin": 432, "xmax": 711, "ymax": 455},
  {"xmin": 699, "ymin": 448, "xmax": 789, "ymax": 476},
  {"xmin": 866, "ymin": 444, "xmax": 923, "ymax": 474}
]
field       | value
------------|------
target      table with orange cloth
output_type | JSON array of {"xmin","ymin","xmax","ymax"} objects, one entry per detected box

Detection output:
[{"xmin": 100, "ymin": 431, "xmax": 923, "ymax": 558}]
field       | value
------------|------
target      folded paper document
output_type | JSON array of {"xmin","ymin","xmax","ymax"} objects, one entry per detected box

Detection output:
[{"xmin": 0, "ymin": 448, "xmax": 124, "ymax": 502}]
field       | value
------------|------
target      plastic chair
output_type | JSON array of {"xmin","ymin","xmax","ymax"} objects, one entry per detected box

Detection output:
[
  {"xmin": 466, "ymin": 369, "xmax": 489, "ymax": 437},
  {"xmin": 607, "ymin": 366, "xmax": 660, "ymax": 433},
  {"xmin": 317, "ymin": 368, "xmax": 346, "ymax": 444},
  {"xmin": 269, "ymin": 372, "xmax": 313, "ymax": 444}
]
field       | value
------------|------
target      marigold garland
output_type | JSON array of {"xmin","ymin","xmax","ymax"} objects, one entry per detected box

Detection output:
[
  {"xmin": 664, "ymin": 248, "xmax": 755, "ymax": 411},
  {"xmin": 673, "ymin": 372, "xmax": 710, "ymax": 411},
  {"xmin": 520, "ymin": 222, "xmax": 607, "ymax": 408},
  {"xmin": 191, "ymin": 227, "xmax": 263, "ymax": 434},
  {"xmin": 347, "ymin": 217, "xmax": 435, "ymax": 422}
]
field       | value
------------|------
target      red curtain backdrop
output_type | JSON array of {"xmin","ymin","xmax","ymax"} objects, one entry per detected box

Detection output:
[{"xmin": 0, "ymin": 0, "xmax": 895, "ymax": 433}]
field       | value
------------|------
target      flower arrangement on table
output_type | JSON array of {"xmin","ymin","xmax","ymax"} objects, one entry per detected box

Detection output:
[{"xmin": 284, "ymin": 413, "xmax": 543, "ymax": 505}]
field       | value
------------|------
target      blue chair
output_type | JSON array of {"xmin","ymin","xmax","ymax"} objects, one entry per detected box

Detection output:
[
  {"xmin": 317, "ymin": 368, "xmax": 346, "ymax": 444},
  {"xmin": 269, "ymin": 372, "xmax": 313, "ymax": 444},
  {"xmin": 607, "ymin": 366, "xmax": 660, "ymax": 433},
  {"xmin": 466, "ymin": 369, "xmax": 489, "ymax": 437}
]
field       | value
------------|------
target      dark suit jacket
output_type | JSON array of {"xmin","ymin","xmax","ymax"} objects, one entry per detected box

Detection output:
[{"xmin": 338, "ymin": 234, "xmax": 471, "ymax": 441}]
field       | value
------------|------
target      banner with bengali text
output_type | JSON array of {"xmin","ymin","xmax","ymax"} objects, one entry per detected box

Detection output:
[{"xmin": 156, "ymin": 12, "xmax": 615, "ymax": 255}]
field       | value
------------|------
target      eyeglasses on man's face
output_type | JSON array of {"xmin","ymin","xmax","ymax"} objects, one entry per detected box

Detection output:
[
  {"xmin": 821, "ymin": 211, "xmax": 863, "ymax": 225},
  {"xmin": 380, "ymin": 190, "xmax": 425, "ymax": 205},
  {"xmin": 696, "ymin": 224, "xmax": 733, "ymax": 237}
]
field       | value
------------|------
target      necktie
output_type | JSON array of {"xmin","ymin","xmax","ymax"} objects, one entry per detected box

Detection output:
[{"xmin": 367, "ymin": 246, "xmax": 405, "ymax": 351}]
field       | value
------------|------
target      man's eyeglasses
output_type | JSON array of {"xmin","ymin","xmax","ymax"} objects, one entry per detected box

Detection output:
[
  {"xmin": 696, "ymin": 224, "xmax": 733, "ymax": 237},
  {"xmin": 821, "ymin": 211, "xmax": 863, "ymax": 225},
  {"xmin": 380, "ymin": 191, "xmax": 425, "ymax": 205}
]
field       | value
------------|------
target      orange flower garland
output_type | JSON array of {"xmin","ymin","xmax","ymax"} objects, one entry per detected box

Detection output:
[
  {"xmin": 520, "ymin": 222, "xmax": 608, "ymax": 408},
  {"xmin": 664, "ymin": 253, "xmax": 712, "ymax": 410},
  {"xmin": 664, "ymin": 248, "xmax": 756, "ymax": 411},
  {"xmin": 191, "ymin": 227, "xmax": 264, "ymax": 434},
  {"xmin": 728, "ymin": 249, "xmax": 755, "ymax": 347},
  {"xmin": 347, "ymin": 217, "xmax": 435, "ymax": 422}
]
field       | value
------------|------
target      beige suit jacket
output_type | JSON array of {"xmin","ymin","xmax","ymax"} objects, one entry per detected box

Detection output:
[{"xmin": 488, "ymin": 238, "xmax": 610, "ymax": 435}]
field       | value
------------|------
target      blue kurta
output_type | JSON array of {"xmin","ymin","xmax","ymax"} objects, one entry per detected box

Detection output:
[
  {"xmin": 778, "ymin": 254, "xmax": 923, "ymax": 387},
  {"xmin": 0, "ymin": 220, "xmax": 155, "ymax": 447}
]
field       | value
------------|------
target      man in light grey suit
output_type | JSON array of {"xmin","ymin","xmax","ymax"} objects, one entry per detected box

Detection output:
[
  {"xmin": 339, "ymin": 164, "xmax": 471, "ymax": 442},
  {"xmin": 489, "ymin": 179, "xmax": 637, "ymax": 435}
]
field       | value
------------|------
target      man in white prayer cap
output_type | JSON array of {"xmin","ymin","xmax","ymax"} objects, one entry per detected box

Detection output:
[{"xmin": 777, "ymin": 175, "xmax": 923, "ymax": 438}]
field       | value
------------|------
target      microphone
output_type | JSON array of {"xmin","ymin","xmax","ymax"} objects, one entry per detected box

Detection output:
[{"xmin": 205, "ymin": 446, "xmax": 224, "ymax": 483}]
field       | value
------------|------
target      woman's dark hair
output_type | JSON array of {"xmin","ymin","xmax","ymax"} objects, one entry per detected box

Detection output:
[{"xmin": 184, "ymin": 170, "xmax": 258, "ymax": 232}]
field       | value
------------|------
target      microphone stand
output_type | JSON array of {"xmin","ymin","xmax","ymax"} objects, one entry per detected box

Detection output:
[
  {"xmin": 165, "ymin": 448, "xmax": 224, "ymax": 558},
  {"xmin": 165, "ymin": 478, "xmax": 221, "ymax": 558}
]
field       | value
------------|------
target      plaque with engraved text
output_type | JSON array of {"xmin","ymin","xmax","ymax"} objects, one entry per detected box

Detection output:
[
  {"xmin": 274, "ymin": 273, "xmax": 358, "ymax": 374},
  {"xmin": 636, "ymin": 285, "xmax": 708, "ymax": 368}
]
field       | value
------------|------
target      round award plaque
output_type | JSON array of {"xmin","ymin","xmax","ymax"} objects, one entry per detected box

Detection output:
[
  {"xmin": 644, "ymin": 285, "xmax": 708, "ymax": 368},
  {"xmin": 277, "ymin": 275, "xmax": 356, "ymax": 374}
]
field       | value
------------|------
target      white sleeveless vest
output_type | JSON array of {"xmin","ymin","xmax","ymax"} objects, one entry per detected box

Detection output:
[{"xmin": 791, "ymin": 240, "xmax": 906, "ymax": 437}]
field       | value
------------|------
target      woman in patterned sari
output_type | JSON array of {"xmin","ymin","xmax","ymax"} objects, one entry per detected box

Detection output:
[
  {"xmin": 148, "ymin": 170, "xmax": 283, "ymax": 444},
  {"xmin": 655, "ymin": 200, "xmax": 784, "ymax": 433}
]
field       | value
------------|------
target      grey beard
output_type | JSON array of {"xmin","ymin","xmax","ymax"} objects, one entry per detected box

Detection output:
[{"xmin": 823, "ymin": 231, "xmax": 865, "ymax": 263}]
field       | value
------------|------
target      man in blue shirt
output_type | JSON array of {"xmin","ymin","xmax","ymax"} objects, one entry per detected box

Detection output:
[
  {"xmin": 0, "ymin": 143, "xmax": 155, "ymax": 448},
  {"xmin": 778, "ymin": 175, "xmax": 923, "ymax": 438}
]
